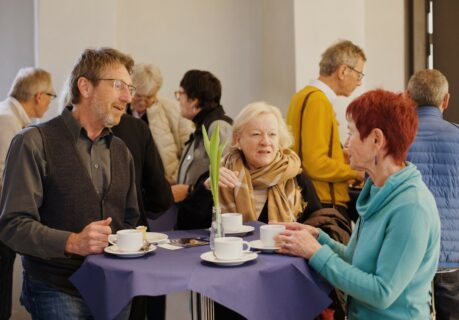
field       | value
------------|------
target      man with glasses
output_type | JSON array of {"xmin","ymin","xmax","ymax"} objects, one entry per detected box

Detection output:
[
  {"xmin": 286, "ymin": 40, "xmax": 366, "ymax": 318},
  {"xmin": 129, "ymin": 64, "xmax": 193, "ymax": 184},
  {"xmin": 0, "ymin": 48, "xmax": 139, "ymax": 319},
  {"xmin": 0, "ymin": 67, "xmax": 55, "ymax": 320}
]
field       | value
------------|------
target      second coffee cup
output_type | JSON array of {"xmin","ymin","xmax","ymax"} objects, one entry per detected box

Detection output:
[
  {"xmin": 214, "ymin": 237, "xmax": 251, "ymax": 260},
  {"xmin": 260, "ymin": 225, "xmax": 286, "ymax": 247},
  {"xmin": 221, "ymin": 213, "xmax": 243, "ymax": 232}
]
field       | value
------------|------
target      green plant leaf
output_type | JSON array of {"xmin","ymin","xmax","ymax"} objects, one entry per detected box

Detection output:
[{"xmin": 201, "ymin": 123, "xmax": 226, "ymax": 212}]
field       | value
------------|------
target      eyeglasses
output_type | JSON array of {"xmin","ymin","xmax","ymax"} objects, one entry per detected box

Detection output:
[
  {"xmin": 44, "ymin": 92, "xmax": 57, "ymax": 100},
  {"xmin": 98, "ymin": 78, "xmax": 136, "ymax": 96},
  {"xmin": 133, "ymin": 93, "xmax": 157, "ymax": 103},
  {"xmin": 346, "ymin": 65, "xmax": 365, "ymax": 81},
  {"xmin": 174, "ymin": 90, "xmax": 186, "ymax": 101}
]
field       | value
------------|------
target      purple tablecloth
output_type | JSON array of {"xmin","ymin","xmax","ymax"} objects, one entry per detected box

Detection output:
[{"xmin": 70, "ymin": 222, "xmax": 331, "ymax": 320}]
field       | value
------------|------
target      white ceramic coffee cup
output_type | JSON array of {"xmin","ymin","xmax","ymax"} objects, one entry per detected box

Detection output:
[
  {"xmin": 260, "ymin": 225, "xmax": 286, "ymax": 247},
  {"xmin": 214, "ymin": 237, "xmax": 251, "ymax": 260},
  {"xmin": 221, "ymin": 213, "xmax": 243, "ymax": 232},
  {"xmin": 116, "ymin": 229, "xmax": 143, "ymax": 252}
]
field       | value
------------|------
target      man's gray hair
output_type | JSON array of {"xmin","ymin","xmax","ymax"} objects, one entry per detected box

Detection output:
[
  {"xmin": 407, "ymin": 69, "xmax": 448, "ymax": 107},
  {"xmin": 8, "ymin": 67, "xmax": 53, "ymax": 102},
  {"xmin": 319, "ymin": 40, "xmax": 366, "ymax": 76},
  {"xmin": 131, "ymin": 63, "xmax": 164, "ymax": 95}
]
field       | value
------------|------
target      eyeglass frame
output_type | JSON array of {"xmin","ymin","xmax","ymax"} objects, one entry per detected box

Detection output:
[
  {"xmin": 345, "ymin": 65, "xmax": 365, "ymax": 81},
  {"xmin": 132, "ymin": 92, "xmax": 158, "ymax": 104},
  {"xmin": 97, "ymin": 78, "xmax": 136, "ymax": 96},
  {"xmin": 44, "ymin": 92, "xmax": 57, "ymax": 100},
  {"xmin": 174, "ymin": 90, "xmax": 186, "ymax": 101}
]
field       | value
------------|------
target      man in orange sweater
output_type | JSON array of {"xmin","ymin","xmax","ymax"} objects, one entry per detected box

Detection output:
[
  {"xmin": 287, "ymin": 40, "xmax": 365, "ymax": 220},
  {"xmin": 286, "ymin": 39, "xmax": 366, "ymax": 320}
]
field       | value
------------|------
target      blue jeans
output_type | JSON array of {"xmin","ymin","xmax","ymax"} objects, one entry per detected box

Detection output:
[{"xmin": 21, "ymin": 272, "xmax": 131, "ymax": 319}]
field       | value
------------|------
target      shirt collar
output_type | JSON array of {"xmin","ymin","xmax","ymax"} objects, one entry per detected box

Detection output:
[
  {"xmin": 310, "ymin": 79, "xmax": 337, "ymax": 105},
  {"xmin": 8, "ymin": 97, "xmax": 31, "ymax": 128},
  {"xmin": 62, "ymin": 107, "xmax": 113, "ymax": 146}
]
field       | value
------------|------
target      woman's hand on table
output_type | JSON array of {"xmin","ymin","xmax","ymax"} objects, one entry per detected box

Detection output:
[
  {"xmin": 204, "ymin": 167, "xmax": 239, "ymax": 190},
  {"xmin": 275, "ymin": 228, "xmax": 321, "ymax": 260},
  {"xmin": 273, "ymin": 222, "xmax": 320, "ymax": 238}
]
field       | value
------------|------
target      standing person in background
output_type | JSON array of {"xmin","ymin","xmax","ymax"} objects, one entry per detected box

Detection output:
[
  {"xmin": 0, "ymin": 67, "xmax": 55, "ymax": 320},
  {"xmin": 0, "ymin": 47, "xmax": 139, "ymax": 319},
  {"xmin": 286, "ymin": 40, "xmax": 365, "ymax": 223},
  {"xmin": 129, "ymin": 63, "xmax": 193, "ymax": 184},
  {"xmin": 172, "ymin": 70, "xmax": 232, "ymax": 203},
  {"xmin": 286, "ymin": 39, "xmax": 366, "ymax": 319},
  {"xmin": 406, "ymin": 69, "xmax": 459, "ymax": 320},
  {"xmin": 112, "ymin": 113, "xmax": 174, "ymax": 320}
]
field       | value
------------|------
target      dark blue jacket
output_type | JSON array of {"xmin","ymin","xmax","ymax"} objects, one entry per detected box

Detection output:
[{"xmin": 407, "ymin": 106, "xmax": 459, "ymax": 268}]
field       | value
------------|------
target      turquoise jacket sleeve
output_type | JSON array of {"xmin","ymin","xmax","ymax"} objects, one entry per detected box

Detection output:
[
  {"xmin": 317, "ymin": 229, "xmax": 348, "ymax": 260},
  {"xmin": 309, "ymin": 205, "xmax": 432, "ymax": 310}
]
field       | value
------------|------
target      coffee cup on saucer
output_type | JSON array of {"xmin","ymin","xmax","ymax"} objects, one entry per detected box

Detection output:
[
  {"xmin": 214, "ymin": 237, "xmax": 251, "ymax": 260},
  {"xmin": 260, "ymin": 225, "xmax": 286, "ymax": 248},
  {"xmin": 221, "ymin": 213, "xmax": 243, "ymax": 232},
  {"xmin": 116, "ymin": 229, "xmax": 143, "ymax": 252}
]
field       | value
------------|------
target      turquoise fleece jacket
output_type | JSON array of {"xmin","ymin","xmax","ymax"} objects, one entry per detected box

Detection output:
[{"xmin": 309, "ymin": 163, "xmax": 440, "ymax": 319}]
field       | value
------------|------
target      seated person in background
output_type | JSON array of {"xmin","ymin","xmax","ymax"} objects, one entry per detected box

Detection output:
[
  {"xmin": 129, "ymin": 63, "xmax": 193, "ymax": 184},
  {"xmin": 177, "ymin": 102, "xmax": 322, "ymax": 230},
  {"xmin": 277, "ymin": 89, "xmax": 440, "ymax": 320},
  {"xmin": 172, "ymin": 70, "xmax": 232, "ymax": 203},
  {"xmin": 178, "ymin": 101, "xmax": 323, "ymax": 320}
]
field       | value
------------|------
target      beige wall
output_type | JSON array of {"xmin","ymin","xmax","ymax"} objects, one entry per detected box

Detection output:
[
  {"xmin": 36, "ymin": 0, "xmax": 296, "ymax": 120},
  {"xmin": 293, "ymin": 0, "xmax": 406, "ymax": 141}
]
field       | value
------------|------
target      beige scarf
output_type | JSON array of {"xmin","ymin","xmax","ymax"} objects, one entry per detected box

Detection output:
[{"xmin": 219, "ymin": 148, "xmax": 304, "ymax": 222}]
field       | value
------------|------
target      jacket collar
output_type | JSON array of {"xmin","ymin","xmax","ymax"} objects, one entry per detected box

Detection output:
[{"xmin": 417, "ymin": 105, "xmax": 443, "ymax": 118}]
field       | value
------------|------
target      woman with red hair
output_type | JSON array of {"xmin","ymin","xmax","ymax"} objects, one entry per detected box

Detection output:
[{"xmin": 277, "ymin": 89, "xmax": 440, "ymax": 319}]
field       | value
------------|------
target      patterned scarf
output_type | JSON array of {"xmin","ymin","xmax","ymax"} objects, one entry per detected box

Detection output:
[{"xmin": 219, "ymin": 148, "xmax": 304, "ymax": 222}]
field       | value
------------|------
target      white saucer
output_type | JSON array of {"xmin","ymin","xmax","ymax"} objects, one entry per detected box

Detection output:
[
  {"xmin": 104, "ymin": 244, "xmax": 157, "ymax": 258},
  {"xmin": 200, "ymin": 251, "xmax": 258, "ymax": 266},
  {"xmin": 225, "ymin": 225, "xmax": 255, "ymax": 235},
  {"xmin": 207, "ymin": 225, "xmax": 255, "ymax": 236},
  {"xmin": 109, "ymin": 232, "xmax": 168, "ymax": 245},
  {"xmin": 249, "ymin": 240, "xmax": 280, "ymax": 253}
]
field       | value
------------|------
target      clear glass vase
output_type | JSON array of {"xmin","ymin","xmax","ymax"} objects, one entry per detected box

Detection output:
[{"xmin": 210, "ymin": 206, "xmax": 225, "ymax": 250}]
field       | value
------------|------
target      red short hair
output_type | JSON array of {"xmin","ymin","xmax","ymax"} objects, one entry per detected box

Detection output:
[{"xmin": 346, "ymin": 89, "xmax": 418, "ymax": 165}]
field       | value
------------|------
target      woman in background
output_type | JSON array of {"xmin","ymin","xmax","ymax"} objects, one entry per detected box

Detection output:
[
  {"xmin": 129, "ymin": 63, "xmax": 193, "ymax": 183},
  {"xmin": 177, "ymin": 101, "xmax": 323, "ymax": 232},
  {"xmin": 172, "ymin": 70, "xmax": 232, "ymax": 203}
]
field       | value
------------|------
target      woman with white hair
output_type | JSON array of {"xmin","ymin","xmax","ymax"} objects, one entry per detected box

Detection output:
[
  {"xmin": 177, "ymin": 101, "xmax": 322, "ymax": 229},
  {"xmin": 129, "ymin": 63, "xmax": 193, "ymax": 183},
  {"xmin": 177, "ymin": 101, "xmax": 323, "ymax": 320}
]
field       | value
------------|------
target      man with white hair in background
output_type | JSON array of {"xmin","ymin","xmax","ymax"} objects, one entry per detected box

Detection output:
[
  {"xmin": 406, "ymin": 69, "xmax": 459, "ymax": 320},
  {"xmin": 0, "ymin": 67, "xmax": 55, "ymax": 320},
  {"xmin": 128, "ymin": 63, "xmax": 193, "ymax": 184}
]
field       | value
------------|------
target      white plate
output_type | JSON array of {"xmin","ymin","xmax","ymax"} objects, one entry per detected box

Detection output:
[
  {"xmin": 249, "ymin": 240, "xmax": 280, "ymax": 253},
  {"xmin": 200, "ymin": 251, "xmax": 258, "ymax": 266},
  {"xmin": 108, "ymin": 232, "xmax": 168, "ymax": 245},
  {"xmin": 104, "ymin": 244, "xmax": 157, "ymax": 258},
  {"xmin": 207, "ymin": 225, "xmax": 255, "ymax": 236}
]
